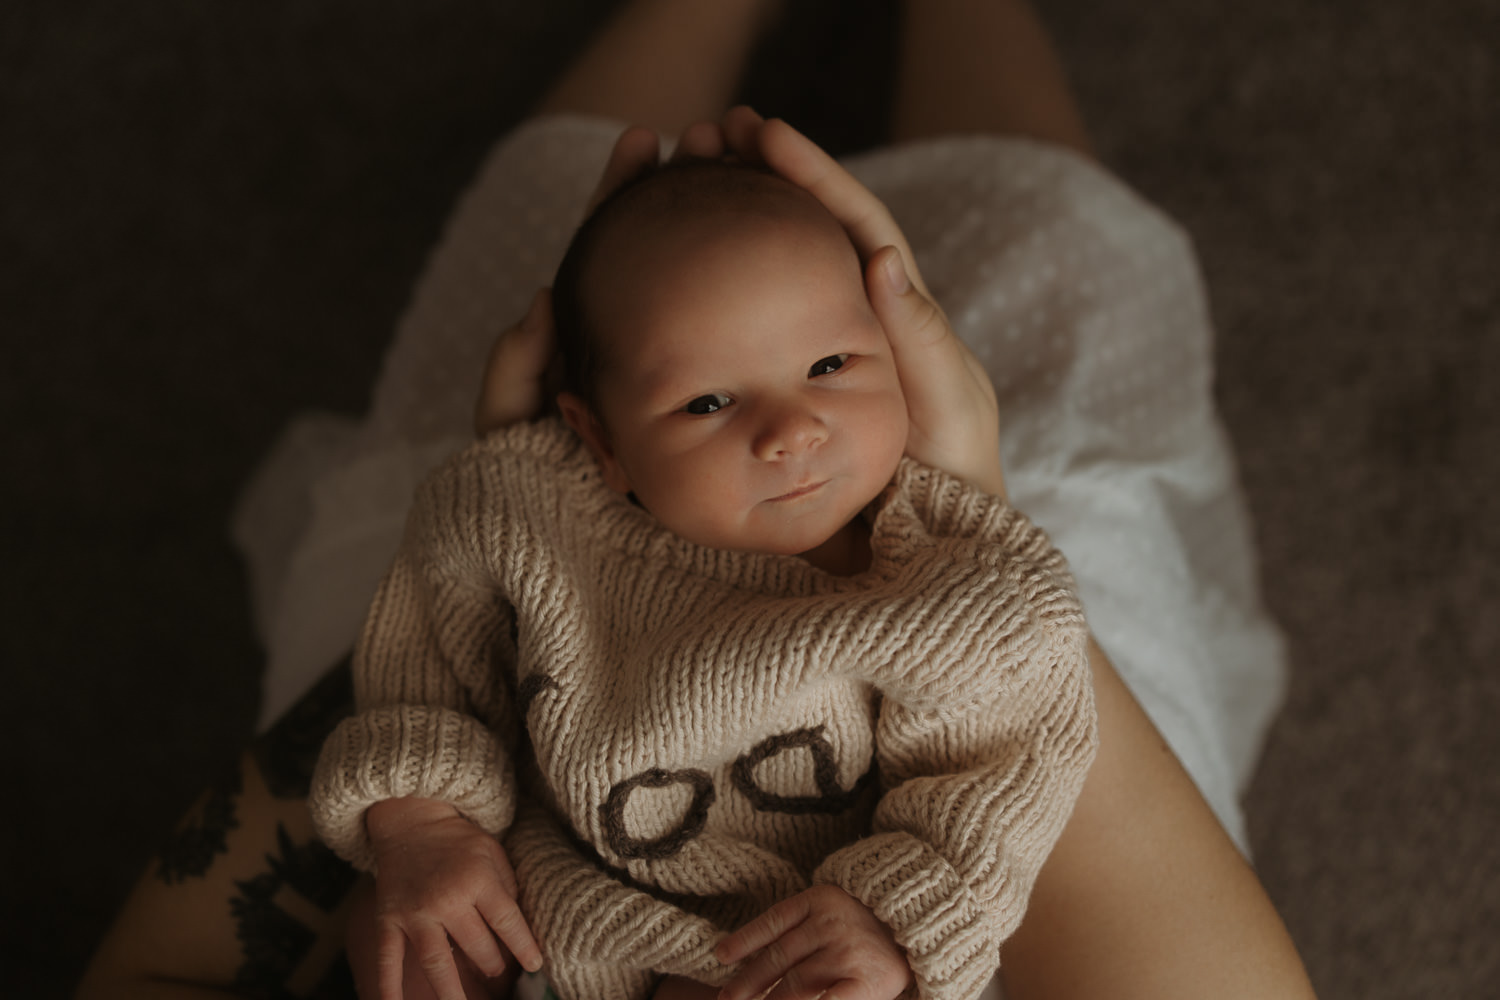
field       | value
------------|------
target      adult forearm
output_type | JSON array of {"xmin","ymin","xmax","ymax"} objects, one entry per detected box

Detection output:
[{"xmin": 1000, "ymin": 638, "xmax": 1317, "ymax": 1000}]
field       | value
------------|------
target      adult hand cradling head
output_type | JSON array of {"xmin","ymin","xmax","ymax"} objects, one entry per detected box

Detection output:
[{"xmin": 475, "ymin": 107, "xmax": 1007, "ymax": 502}]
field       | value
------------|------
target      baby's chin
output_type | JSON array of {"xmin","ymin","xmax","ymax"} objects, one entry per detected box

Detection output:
[
  {"xmin": 765, "ymin": 513, "xmax": 873, "ymax": 575},
  {"xmin": 677, "ymin": 520, "xmax": 847, "ymax": 562}
]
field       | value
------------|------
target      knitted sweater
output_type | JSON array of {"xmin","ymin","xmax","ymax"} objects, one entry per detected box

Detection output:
[{"xmin": 310, "ymin": 419, "xmax": 1097, "ymax": 1000}]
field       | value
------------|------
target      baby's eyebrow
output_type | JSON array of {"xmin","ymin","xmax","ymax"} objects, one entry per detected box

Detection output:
[{"xmin": 626, "ymin": 362, "xmax": 699, "ymax": 407}]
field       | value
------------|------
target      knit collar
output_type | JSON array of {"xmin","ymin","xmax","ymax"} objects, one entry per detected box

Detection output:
[{"xmin": 471, "ymin": 418, "xmax": 960, "ymax": 599}]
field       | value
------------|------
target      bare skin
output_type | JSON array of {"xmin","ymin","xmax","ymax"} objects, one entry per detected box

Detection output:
[
  {"xmin": 74, "ymin": 681, "xmax": 530, "ymax": 1000},
  {"xmin": 890, "ymin": 0, "xmax": 1093, "ymax": 155},
  {"xmin": 534, "ymin": 0, "xmax": 781, "ymax": 139}
]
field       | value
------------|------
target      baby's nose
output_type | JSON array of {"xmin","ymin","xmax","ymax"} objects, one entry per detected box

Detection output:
[{"xmin": 752, "ymin": 402, "xmax": 828, "ymax": 460}]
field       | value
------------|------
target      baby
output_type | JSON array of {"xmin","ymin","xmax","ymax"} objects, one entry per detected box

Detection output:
[{"xmin": 310, "ymin": 158, "xmax": 1097, "ymax": 1000}]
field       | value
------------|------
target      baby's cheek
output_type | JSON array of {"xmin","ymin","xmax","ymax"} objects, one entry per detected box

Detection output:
[
  {"xmin": 640, "ymin": 465, "xmax": 741, "ymax": 545},
  {"xmin": 864, "ymin": 393, "xmax": 911, "ymax": 463}
]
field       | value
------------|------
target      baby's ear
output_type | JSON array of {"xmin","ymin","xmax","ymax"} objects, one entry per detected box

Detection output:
[{"xmin": 557, "ymin": 392, "xmax": 633, "ymax": 495}]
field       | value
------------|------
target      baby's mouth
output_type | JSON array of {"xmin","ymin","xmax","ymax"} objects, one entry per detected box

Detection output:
[{"xmin": 768, "ymin": 480, "xmax": 828, "ymax": 503}]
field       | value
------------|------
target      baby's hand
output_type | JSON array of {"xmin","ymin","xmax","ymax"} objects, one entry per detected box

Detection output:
[
  {"xmin": 367, "ymin": 797, "xmax": 543, "ymax": 1000},
  {"xmin": 716, "ymin": 885, "xmax": 912, "ymax": 1000}
]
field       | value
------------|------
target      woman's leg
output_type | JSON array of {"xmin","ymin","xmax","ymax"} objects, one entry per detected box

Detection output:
[
  {"xmin": 890, "ymin": 0, "xmax": 1093, "ymax": 156},
  {"xmin": 536, "ymin": 0, "xmax": 781, "ymax": 137}
]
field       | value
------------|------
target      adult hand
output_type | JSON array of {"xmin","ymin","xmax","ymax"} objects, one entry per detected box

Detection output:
[{"xmin": 721, "ymin": 106, "xmax": 1007, "ymax": 498}]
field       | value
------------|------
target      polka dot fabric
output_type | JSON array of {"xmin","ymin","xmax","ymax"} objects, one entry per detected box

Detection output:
[{"xmin": 235, "ymin": 115, "xmax": 1284, "ymax": 854}]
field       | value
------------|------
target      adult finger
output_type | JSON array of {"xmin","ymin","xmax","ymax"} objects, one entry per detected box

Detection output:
[
  {"xmin": 865, "ymin": 245, "xmax": 952, "ymax": 349},
  {"xmin": 721, "ymin": 106, "xmax": 932, "ymax": 299},
  {"xmin": 670, "ymin": 120, "xmax": 726, "ymax": 162},
  {"xmin": 587, "ymin": 125, "xmax": 660, "ymax": 212},
  {"xmin": 474, "ymin": 289, "xmax": 555, "ymax": 436},
  {"xmin": 865, "ymin": 246, "xmax": 1006, "ymax": 498},
  {"xmin": 721, "ymin": 105, "xmax": 768, "ymax": 164},
  {"xmin": 754, "ymin": 116, "xmax": 933, "ymax": 301}
]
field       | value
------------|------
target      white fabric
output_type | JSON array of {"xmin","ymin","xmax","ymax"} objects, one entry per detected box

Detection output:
[{"xmin": 233, "ymin": 114, "xmax": 1284, "ymax": 855}]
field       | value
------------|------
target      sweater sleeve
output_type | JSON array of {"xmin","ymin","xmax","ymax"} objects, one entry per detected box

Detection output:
[
  {"xmin": 309, "ymin": 458, "xmax": 522, "ymax": 872},
  {"xmin": 507, "ymin": 802, "xmax": 737, "ymax": 1000},
  {"xmin": 814, "ymin": 630, "xmax": 1095, "ymax": 1000}
]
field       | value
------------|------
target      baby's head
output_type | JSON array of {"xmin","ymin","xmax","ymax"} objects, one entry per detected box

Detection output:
[{"xmin": 552, "ymin": 158, "xmax": 908, "ymax": 574}]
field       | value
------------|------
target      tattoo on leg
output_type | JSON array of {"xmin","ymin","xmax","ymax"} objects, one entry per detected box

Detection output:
[
  {"xmin": 156, "ymin": 764, "xmax": 242, "ymax": 884},
  {"xmin": 231, "ymin": 823, "xmax": 360, "ymax": 999},
  {"xmin": 252, "ymin": 655, "xmax": 355, "ymax": 800}
]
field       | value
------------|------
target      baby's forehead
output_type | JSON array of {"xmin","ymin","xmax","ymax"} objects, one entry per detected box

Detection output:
[{"xmin": 571, "ymin": 161, "xmax": 867, "ymax": 377}]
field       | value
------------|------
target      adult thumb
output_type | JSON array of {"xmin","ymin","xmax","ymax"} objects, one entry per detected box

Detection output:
[
  {"xmin": 474, "ymin": 289, "xmax": 555, "ymax": 436},
  {"xmin": 866, "ymin": 245, "xmax": 951, "ymax": 352}
]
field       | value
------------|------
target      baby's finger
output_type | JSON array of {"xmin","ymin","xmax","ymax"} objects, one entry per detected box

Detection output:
[
  {"xmin": 767, "ymin": 971, "xmax": 866, "ymax": 1000},
  {"xmin": 448, "ymin": 912, "xmax": 509, "ymax": 980},
  {"xmin": 588, "ymin": 126, "xmax": 660, "ymax": 211},
  {"xmin": 479, "ymin": 890, "xmax": 545, "ymax": 973},
  {"xmin": 719, "ymin": 924, "xmax": 821, "ymax": 1000},
  {"xmin": 759, "ymin": 962, "xmax": 846, "ymax": 1000},
  {"xmin": 410, "ymin": 922, "xmax": 469, "ymax": 1000},
  {"xmin": 375, "ymin": 923, "xmax": 409, "ymax": 1000},
  {"xmin": 671, "ymin": 121, "xmax": 726, "ymax": 162},
  {"xmin": 716, "ymin": 893, "xmax": 811, "ymax": 965}
]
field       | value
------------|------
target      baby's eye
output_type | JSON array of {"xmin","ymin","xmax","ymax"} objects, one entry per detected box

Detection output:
[
  {"xmin": 685, "ymin": 392, "xmax": 732, "ymax": 415},
  {"xmin": 808, "ymin": 354, "xmax": 850, "ymax": 377}
]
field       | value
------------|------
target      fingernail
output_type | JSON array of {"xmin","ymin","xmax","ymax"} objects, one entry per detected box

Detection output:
[{"xmin": 882, "ymin": 250, "xmax": 910, "ymax": 295}]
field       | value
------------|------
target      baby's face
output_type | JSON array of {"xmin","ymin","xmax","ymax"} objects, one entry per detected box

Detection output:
[{"xmin": 564, "ymin": 181, "xmax": 908, "ymax": 573}]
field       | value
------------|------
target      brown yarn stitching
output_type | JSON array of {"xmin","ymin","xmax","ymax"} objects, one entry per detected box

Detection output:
[
  {"xmin": 601, "ymin": 768, "xmax": 715, "ymax": 860},
  {"xmin": 731, "ymin": 726, "xmax": 872, "ymax": 815},
  {"xmin": 564, "ymin": 824, "xmax": 742, "ymax": 919},
  {"xmin": 517, "ymin": 672, "xmax": 559, "ymax": 721}
]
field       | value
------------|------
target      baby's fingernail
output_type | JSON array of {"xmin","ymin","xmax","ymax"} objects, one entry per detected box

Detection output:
[{"xmin": 882, "ymin": 250, "xmax": 910, "ymax": 295}]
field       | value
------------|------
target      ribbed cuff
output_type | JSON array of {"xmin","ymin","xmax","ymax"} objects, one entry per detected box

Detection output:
[
  {"xmin": 814, "ymin": 834, "xmax": 1001, "ymax": 1000},
  {"xmin": 508, "ymin": 803, "xmax": 732, "ymax": 1000},
  {"xmin": 309, "ymin": 704, "xmax": 514, "ymax": 871}
]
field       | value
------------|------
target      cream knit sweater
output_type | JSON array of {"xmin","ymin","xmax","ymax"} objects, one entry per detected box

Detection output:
[{"xmin": 311, "ymin": 419, "xmax": 1096, "ymax": 1000}]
